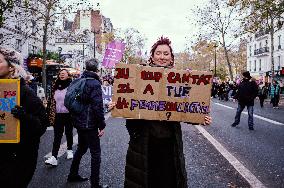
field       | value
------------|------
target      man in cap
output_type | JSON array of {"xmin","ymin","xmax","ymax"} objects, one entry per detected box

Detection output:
[{"xmin": 231, "ymin": 71, "xmax": 258, "ymax": 130}]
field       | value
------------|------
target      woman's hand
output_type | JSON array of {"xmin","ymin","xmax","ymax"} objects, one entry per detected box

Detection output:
[
  {"xmin": 108, "ymin": 101, "xmax": 116, "ymax": 111},
  {"xmin": 203, "ymin": 115, "xmax": 212, "ymax": 126}
]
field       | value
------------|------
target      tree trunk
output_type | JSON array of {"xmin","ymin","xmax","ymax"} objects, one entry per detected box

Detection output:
[
  {"xmin": 42, "ymin": 25, "xmax": 48, "ymax": 95},
  {"xmin": 222, "ymin": 33, "xmax": 233, "ymax": 80},
  {"xmin": 42, "ymin": 5, "xmax": 51, "ymax": 97}
]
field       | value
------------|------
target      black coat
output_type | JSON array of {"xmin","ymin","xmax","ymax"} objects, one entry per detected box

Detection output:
[
  {"xmin": 0, "ymin": 79, "xmax": 48, "ymax": 187},
  {"xmin": 234, "ymin": 79, "xmax": 258, "ymax": 106},
  {"xmin": 72, "ymin": 71, "xmax": 106, "ymax": 131},
  {"xmin": 124, "ymin": 119, "xmax": 188, "ymax": 188}
]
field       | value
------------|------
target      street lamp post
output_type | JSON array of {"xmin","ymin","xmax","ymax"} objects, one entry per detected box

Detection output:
[
  {"xmin": 213, "ymin": 42, "xmax": 218, "ymax": 77},
  {"xmin": 93, "ymin": 30, "xmax": 101, "ymax": 58}
]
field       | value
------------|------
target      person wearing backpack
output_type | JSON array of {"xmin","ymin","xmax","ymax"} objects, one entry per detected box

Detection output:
[
  {"xmin": 67, "ymin": 59, "xmax": 108, "ymax": 188},
  {"xmin": 45, "ymin": 69, "xmax": 73, "ymax": 166}
]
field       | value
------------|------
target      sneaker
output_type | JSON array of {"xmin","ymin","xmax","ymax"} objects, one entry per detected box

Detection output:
[
  {"xmin": 66, "ymin": 150, "xmax": 73, "ymax": 159},
  {"xmin": 45, "ymin": 156, "xmax": 58, "ymax": 166},
  {"xmin": 67, "ymin": 175, "xmax": 88, "ymax": 182}
]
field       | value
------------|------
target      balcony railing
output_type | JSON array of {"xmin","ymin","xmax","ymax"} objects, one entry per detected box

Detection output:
[
  {"xmin": 254, "ymin": 47, "xmax": 269, "ymax": 55},
  {"xmin": 255, "ymin": 29, "xmax": 270, "ymax": 38}
]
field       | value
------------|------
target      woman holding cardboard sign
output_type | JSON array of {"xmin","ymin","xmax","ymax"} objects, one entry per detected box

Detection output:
[
  {"xmin": 0, "ymin": 47, "xmax": 48, "ymax": 187},
  {"xmin": 109, "ymin": 37, "xmax": 211, "ymax": 188}
]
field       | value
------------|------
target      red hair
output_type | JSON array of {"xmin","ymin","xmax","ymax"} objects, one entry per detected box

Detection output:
[{"xmin": 148, "ymin": 36, "xmax": 174, "ymax": 67}]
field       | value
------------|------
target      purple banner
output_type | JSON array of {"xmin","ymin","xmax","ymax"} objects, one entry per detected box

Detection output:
[{"xmin": 102, "ymin": 41, "xmax": 126, "ymax": 68}]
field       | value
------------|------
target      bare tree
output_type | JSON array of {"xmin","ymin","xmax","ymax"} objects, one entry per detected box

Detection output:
[
  {"xmin": 230, "ymin": 0, "xmax": 284, "ymax": 76},
  {"xmin": 114, "ymin": 28, "xmax": 147, "ymax": 64},
  {"xmin": 192, "ymin": 0, "xmax": 242, "ymax": 80}
]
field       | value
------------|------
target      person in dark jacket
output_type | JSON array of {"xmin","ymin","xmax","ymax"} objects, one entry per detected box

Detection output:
[
  {"xmin": 258, "ymin": 82, "xmax": 268, "ymax": 108},
  {"xmin": 109, "ymin": 37, "xmax": 212, "ymax": 188},
  {"xmin": 67, "ymin": 59, "xmax": 107, "ymax": 188},
  {"xmin": 0, "ymin": 47, "xmax": 48, "ymax": 188},
  {"xmin": 270, "ymin": 80, "xmax": 280, "ymax": 109},
  {"xmin": 231, "ymin": 71, "xmax": 258, "ymax": 130}
]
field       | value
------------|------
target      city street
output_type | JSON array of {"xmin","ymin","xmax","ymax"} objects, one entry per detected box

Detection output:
[{"xmin": 29, "ymin": 100, "xmax": 284, "ymax": 188}]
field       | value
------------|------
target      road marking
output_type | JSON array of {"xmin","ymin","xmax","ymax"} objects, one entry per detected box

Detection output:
[
  {"xmin": 214, "ymin": 102, "xmax": 284, "ymax": 125},
  {"xmin": 196, "ymin": 126, "xmax": 267, "ymax": 188},
  {"xmin": 44, "ymin": 112, "xmax": 111, "ymax": 159},
  {"xmin": 215, "ymin": 102, "xmax": 234, "ymax": 109},
  {"xmin": 242, "ymin": 112, "xmax": 284, "ymax": 125}
]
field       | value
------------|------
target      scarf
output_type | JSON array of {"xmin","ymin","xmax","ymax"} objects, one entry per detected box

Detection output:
[{"xmin": 54, "ymin": 78, "xmax": 72, "ymax": 90}]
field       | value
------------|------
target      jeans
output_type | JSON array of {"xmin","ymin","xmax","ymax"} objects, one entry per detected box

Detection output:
[
  {"xmin": 69, "ymin": 129, "xmax": 101, "ymax": 188},
  {"xmin": 233, "ymin": 104, "xmax": 254, "ymax": 128},
  {"xmin": 52, "ymin": 113, "xmax": 73, "ymax": 158}
]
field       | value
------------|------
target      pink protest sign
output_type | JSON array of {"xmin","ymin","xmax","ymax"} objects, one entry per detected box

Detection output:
[{"xmin": 102, "ymin": 41, "xmax": 126, "ymax": 68}]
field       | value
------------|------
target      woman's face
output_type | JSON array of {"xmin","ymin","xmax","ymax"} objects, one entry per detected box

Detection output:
[
  {"xmin": 0, "ymin": 53, "xmax": 12, "ymax": 78},
  {"xmin": 59, "ymin": 70, "xmax": 69, "ymax": 80},
  {"xmin": 152, "ymin": 44, "xmax": 173, "ymax": 67}
]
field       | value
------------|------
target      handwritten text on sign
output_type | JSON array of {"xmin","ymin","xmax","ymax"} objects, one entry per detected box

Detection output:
[
  {"xmin": 111, "ymin": 64, "xmax": 213, "ymax": 123},
  {"xmin": 0, "ymin": 79, "xmax": 20, "ymax": 143}
]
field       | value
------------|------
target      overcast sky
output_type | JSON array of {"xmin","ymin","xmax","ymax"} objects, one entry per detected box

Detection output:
[{"xmin": 97, "ymin": 0, "xmax": 208, "ymax": 53}]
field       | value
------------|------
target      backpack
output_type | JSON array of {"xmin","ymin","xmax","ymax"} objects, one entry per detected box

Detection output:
[{"xmin": 64, "ymin": 78, "xmax": 94, "ymax": 114}]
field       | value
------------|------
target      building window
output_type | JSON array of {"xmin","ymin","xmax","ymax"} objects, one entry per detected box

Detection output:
[
  {"xmin": 259, "ymin": 59, "xmax": 261, "ymax": 71},
  {"xmin": 260, "ymin": 42, "xmax": 262, "ymax": 49},
  {"xmin": 254, "ymin": 60, "xmax": 256, "ymax": 72},
  {"xmin": 32, "ymin": 46, "xmax": 37, "ymax": 54},
  {"xmin": 265, "ymin": 40, "xmax": 268, "ymax": 47},
  {"xmin": 15, "ymin": 0, "xmax": 21, "ymax": 6},
  {"xmin": 249, "ymin": 61, "xmax": 251, "ymax": 71},
  {"xmin": 278, "ymin": 35, "xmax": 281, "ymax": 49},
  {"xmin": 249, "ymin": 46, "xmax": 252, "ymax": 56},
  {"xmin": 15, "ymin": 21, "xmax": 21, "ymax": 30},
  {"xmin": 16, "ymin": 39, "xmax": 22, "ymax": 52},
  {"xmin": 31, "ymin": 20, "xmax": 36, "ymax": 35},
  {"xmin": 0, "ymin": 34, "xmax": 3, "ymax": 43},
  {"xmin": 254, "ymin": 44, "xmax": 257, "ymax": 51}
]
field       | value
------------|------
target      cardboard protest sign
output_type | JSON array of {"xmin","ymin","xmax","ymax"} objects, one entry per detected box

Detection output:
[
  {"xmin": 111, "ymin": 64, "xmax": 212, "ymax": 124},
  {"xmin": 102, "ymin": 86, "xmax": 113, "ymax": 104},
  {"xmin": 0, "ymin": 79, "xmax": 20, "ymax": 143}
]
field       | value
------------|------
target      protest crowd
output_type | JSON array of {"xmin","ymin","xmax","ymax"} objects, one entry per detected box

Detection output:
[{"xmin": 0, "ymin": 35, "xmax": 283, "ymax": 188}]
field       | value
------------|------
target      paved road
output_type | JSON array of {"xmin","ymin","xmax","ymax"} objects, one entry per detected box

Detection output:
[{"xmin": 29, "ymin": 99, "xmax": 284, "ymax": 188}]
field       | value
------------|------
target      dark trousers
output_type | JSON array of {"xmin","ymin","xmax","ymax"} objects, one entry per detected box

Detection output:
[
  {"xmin": 0, "ymin": 146, "xmax": 39, "ymax": 188},
  {"xmin": 52, "ymin": 113, "xmax": 73, "ymax": 158},
  {"xmin": 69, "ymin": 129, "xmax": 101, "ymax": 188},
  {"xmin": 272, "ymin": 95, "xmax": 280, "ymax": 107},
  {"xmin": 233, "ymin": 104, "xmax": 254, "ymax": 128},
  {"xmin": 259, "ymin": 95, "xmax": 265, "ymax": 108}
]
